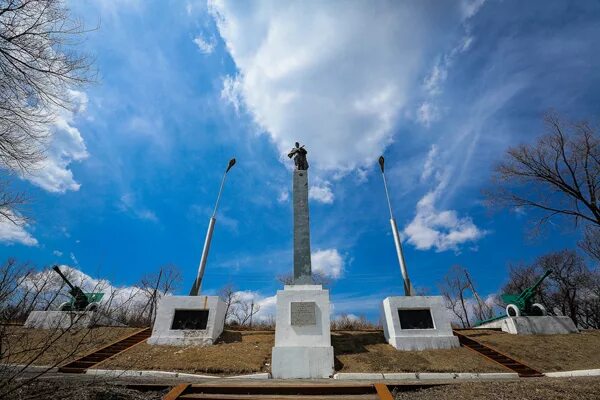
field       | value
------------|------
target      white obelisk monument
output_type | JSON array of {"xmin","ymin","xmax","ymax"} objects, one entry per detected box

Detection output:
[{"xmin": 271, "ymin": 143, "xmax": 334, "ymax": 379}]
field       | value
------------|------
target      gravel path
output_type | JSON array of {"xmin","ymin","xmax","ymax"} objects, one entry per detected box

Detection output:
[{"xmin": 394, "ymin": 377, "xmax": 600, "ymax": 400}]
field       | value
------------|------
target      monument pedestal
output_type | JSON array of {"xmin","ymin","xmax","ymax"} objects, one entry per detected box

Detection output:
[
  {"xmin": 476, "ymin": 316, "xmax": 578, "ymax": 335},
  {"xmin": 382, "ymin": 296, "xmax": 459, "ymax": 351},
  {"xmin": 148, "ymin": 295, "xmax": 226, "ymax": 346},
  {"xmin": 271, "ymin": 285, "xmax": 334, "ymax": 379},
  {"xmin": 24, "ymin": 310, "xmax": 125, "ymax": 329}
]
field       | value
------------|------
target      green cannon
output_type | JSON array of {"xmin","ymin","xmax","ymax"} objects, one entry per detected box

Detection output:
[
  {"xmin": 475, "ymin": 269, "xmax": 552, "ymax": 326},
  {"xmin": 52, "ymin": 265, "xmax": 104, "ymax": 312},
  {"xmin": 501, "ymin": 269, "xmax": 552, "ymax": 317}
]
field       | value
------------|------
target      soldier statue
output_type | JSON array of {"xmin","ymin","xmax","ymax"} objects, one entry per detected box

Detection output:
[{"xmin": 287, "ymin": 142, "xmax": 309, "ymax": 170}]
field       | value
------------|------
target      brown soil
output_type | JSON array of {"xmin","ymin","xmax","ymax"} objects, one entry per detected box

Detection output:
[
  {"xmin": 394, "ymin": 377, "xmax": 600, "ymax": 400},
  {"xmin": 100, "ymin": 330, "xmax": 504, "ymax": 375},
  {"xmin": 95, "ymin": 330, "xmax": 274, "ymax": 375},
  {"xmin": 460, "ymin": 329, "xmax": 600, "ymax": 372},
  {"xmin": 10, "ymin": 380, "xmax": 166, "ymax": 400},
  {"xmin": 332, "ymin": 331, "xmax": 506, "ymax": 373},
  {"xmin": 1, "ymin": 326, "xmax": 140, "ymax": 366}
]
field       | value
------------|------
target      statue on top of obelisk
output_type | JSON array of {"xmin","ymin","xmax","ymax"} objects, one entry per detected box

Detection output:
[
  {"xmin": 287, "ymin": 142, "xmax": 312, "ymax": 284},
  {"xmin": 287, "ymin": 142, "xmax": 309, "ymax": 170}
]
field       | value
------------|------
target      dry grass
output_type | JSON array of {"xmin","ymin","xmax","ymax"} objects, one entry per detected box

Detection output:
[
  {"xmin": 12, "ymin": 380, "xmax": 166, "ymax": 400},
  {"xmin": 461, "ymin": 329, "xmax": 600, "ymax": 372},
  {"xmin": 394, "ymin": 377, "xmax": 600, "ymax": 400},
  {"xmin": 1, "ymin": 326, "xmax": 140, "ymax": 366},
  {"xmin": 332, "ymin": 331, "xmax": 506, "ymax": 373},
  {"xmin": 96, "ymin": 330, "xmax": 274, "ymax": 375}
]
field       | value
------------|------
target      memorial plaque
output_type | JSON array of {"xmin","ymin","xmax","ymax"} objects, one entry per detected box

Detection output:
[
  {"xmin": 171, "ymin": 309, "xmax": 209, "ymax": 330},
  {"xmin": 291, "ymin": 302, "xmax": 316, "ymax": 326},
  {"xmin": 398, "ymin": 309, "xmax": 434, "ymax": 330}
]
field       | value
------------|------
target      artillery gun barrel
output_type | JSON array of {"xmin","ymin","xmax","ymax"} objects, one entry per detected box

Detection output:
[
  {"xmin": 52, "ymin": 265, "xmax": 76, "ymax": 291},
  {"xmin": 531, "ymin": 269, "xmax": 553, "ymax": 291}
]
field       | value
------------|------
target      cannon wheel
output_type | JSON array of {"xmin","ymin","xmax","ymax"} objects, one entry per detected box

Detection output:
[
  {"xmin": 531, "ymin": 303, "xmax": 547, "ymax": 316},
  {"xmin": 59, "ymin": 302, "xmax": 72, "ymax": 311},
  {"xmin": 506, "ymin": 304, "xmax": 521, "ymax": 317},
  {"xmin": 85, "ymin": 302, "xmax": 99, "ymax": 312}
]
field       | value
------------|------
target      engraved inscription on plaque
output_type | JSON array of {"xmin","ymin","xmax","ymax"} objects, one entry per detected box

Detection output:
[
  {"xmin": 171, "ymin": 309, "xmax": 209, "ymax": 330},
  {"xmin": 291, "ymin": 302, "xmax": 317, "ymax": 326},
  {"xmin": 397, "ymin": 309, "xmax": 434, "ymax": 330}
]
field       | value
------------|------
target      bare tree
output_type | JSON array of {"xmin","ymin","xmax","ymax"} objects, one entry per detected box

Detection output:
[
  {"xmin": 487, "ymin": 113, "xmax": 599, "ymax": 238},
  {"xmin": 137, "ymin": 264, "xmax": 181, "ymax": 326},
  {"xmin": 439, "ymin": 265, "xmax": 472, "ymax": 328},
  {"xmin": 0, "ymin": 0, "xmax": 94, "ymax": 225},
  {"xmin": 218, "ymin": 284, "xmax": 240, "ymax": 324},
  {"xmin": 231, "ymin": 298, "xmax": 260, "ymax": 326},
  {"xmin": 580, "ymin": 226, "xmax": 600, "ymax": 263}
]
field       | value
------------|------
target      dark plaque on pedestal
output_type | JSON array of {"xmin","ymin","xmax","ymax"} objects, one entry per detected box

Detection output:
[
  {"xmin": 397, "ymin": 309, "xmax": 434, "ymax": 329},
  {"xmin": 171, "ymin": 309, "xmax": 209, "ymax": 330}
]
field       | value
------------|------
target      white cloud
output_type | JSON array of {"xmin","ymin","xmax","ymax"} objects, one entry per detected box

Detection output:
[
  {"xmin": 277, "ymin": 189, "xmax": 289, "ymax": 203},
  {"xmin": 53, "ymin": 250, "xmax": 63, "ymax": 257},
  {"xmin": 417, "ymin": 102, "xmax": 439, "ymax": 127},
  {"xmin": 421, "ymin": 145, "xmax": 439, "ymax": 181},
  {"xmin": 25, "ymin": 91, "xmax": 89, "ymax": 193},
  {"xmin": 0, "ymin": 211, "xmax": 38, "ymax": 246},
  {"xmin": 461, "ymin": 0, "xmax": 487, "ymax": 19},
  {"xmin": 209, "ymin": 1, "xmax": 465, "ymax": 172},
  {"xmin": 70, "ymin": 252, "xmax": 79, "ymax": 267},
  {"xmin": 228, "ymin": 290, "xmax": 276, "ymax": 323},
  {"xmin": 309, "ymin": 182, "xmax": 334, "ymax": 204},
  {"xmin": 220, "ymin": 75, "xmax": 243, "ymax": 113},
  {"xmin": 312, "ymin": 248, "xmax": 344, "ymax": 279},
  {"xmin": 118, "ymin": 193, "xmax": 158, "ymax": 222},
  {"xmin": 404, "ymin": 189, "xmax": 485, "ymax": 252},
  {"xmin": 404, "ymin": 151, "xmax": 486, "ymax": 252},
  {"xmin": 193, "ymin": 35, "xmax": 216, "ymax": 54}
]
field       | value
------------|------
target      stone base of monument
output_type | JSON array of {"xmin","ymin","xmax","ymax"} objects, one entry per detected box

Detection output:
[
  {"xmin": 24, "ymin": 310, "xmax": 125, "ymax": 329},
  {"xmin": 271, "ymin": 285, "xmax": 334, "ymax": 379},
  {"xmin": 476, "ymin": 315, "xmax": 578, "ymax": 335},
  {"xmin": 382, "ymin": 296, "xmax": 459, "ymax": 351},
  {"xmin": 147, "ymin": 295, "xmax": 225, "ymax": 346}
]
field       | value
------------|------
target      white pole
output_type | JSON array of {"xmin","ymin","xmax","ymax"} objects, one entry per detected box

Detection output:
[
  {"xmin": 189, "ymin": 159, "xmax": 236, "ymax": 296},
  {"xmin": 379, "ymin": 156, "xmax": 413, "ymax": 296},
  {"xmin": 390, "ymin": 218, "xmax": 413, "ymax": 296},
  {"xmin": 189, "ymin": 217, "xmax": 216, "ymax": 296}
]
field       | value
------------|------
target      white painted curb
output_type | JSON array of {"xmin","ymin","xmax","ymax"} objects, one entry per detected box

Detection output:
[
  {"xmin": 226, "ymin": 373, "xmax": 271, "ymax": 379},
  {"xmin": 545, "ymin": 369, "xmax": 600, "ymax": 378},
  {"xmin": 86, "ymin": 369, "xmax": 217, "ymax": 380},
  {"xmin": 0, "ymin": 364, "xmax": 58, "ymax": 373},
  {"xmin": 334, "ymin": 372, "xmax": 519, "ymax": 380}
]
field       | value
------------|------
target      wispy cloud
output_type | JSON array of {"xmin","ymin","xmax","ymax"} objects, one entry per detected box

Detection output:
[
  {"xmin": 193, "ymin": 34, "xmax": 216, "ymax": 54},
  {"xmin": 118, "ymin": 193, "xmax": 158, "ymax": 222}
]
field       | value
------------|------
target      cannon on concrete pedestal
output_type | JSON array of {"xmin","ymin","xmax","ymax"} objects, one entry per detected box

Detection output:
[
  {"xmin": 501, "ymin": 269, "xmax": 552, "ymax": 317},
  {"xmin": 52, "ymin": 265, "xmax": 104, "ymax": 312}
]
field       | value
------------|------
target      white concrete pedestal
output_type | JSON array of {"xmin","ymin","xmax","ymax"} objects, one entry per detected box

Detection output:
[
  {"xmin": 148, "ymin": 295, "xmax": 226, "ymax": 346},
  {"xmin": 476, "ymin": 316, "xmax": 578, "ymax": 335},
  {"xmin": 24, "ymin": 310, "xmax": 125, "ymax": 329},
  {"xmin": 271, "ymin": 285, "xmax": 334, "ymax": 379},
  {"xmin": 382, "ymin": 296, "xmax": 459, "ymax": 351}
]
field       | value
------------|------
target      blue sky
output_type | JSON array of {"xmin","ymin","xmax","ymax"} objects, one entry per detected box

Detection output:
[{"xmin": 1, "ymin": 0, "xmax": 599, "ymax": 320}]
